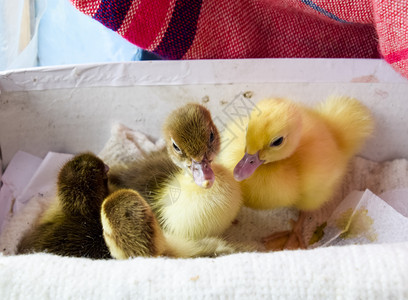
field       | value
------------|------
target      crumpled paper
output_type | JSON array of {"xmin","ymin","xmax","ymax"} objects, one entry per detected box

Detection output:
[
  {"xmin": 98, "ymin": 123, "xmax": 165, "ymax": 167},
  {"xmin": 311, "ymin": 189, "xmax": 408, "ymax": 247}
]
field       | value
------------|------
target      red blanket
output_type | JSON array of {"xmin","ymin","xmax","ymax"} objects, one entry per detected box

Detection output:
[{"xmin": 71, "ymin": 0, "xmax": 408, "ymax": 79}]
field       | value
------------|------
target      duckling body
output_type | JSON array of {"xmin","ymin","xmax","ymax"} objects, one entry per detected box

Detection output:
[
  {"xmin": 17, "ymin": 210, "xmax": 111, "ymax": 258},
  {"xmin": 156, "ymin": 163, "xmax": 242, "ymax": 239},
  {"xmin": 17, "ymin": 153, "xmax": 111, "ymax": 259}
]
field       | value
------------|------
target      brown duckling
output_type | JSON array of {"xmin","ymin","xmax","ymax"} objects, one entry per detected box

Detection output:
[
  {"xmin": 17, "ymin": 152, "xmax": 112, "ymax": 259},
  {"xmin": 101, "ymin": 188, "xmax": 166, "ymax": 258}
]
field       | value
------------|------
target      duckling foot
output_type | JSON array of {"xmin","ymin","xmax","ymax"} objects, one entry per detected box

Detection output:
[
  {"xmin": 262, "ymin": 213, "xmax": 307, "ymax": 251},
  {"xmin": 262, "ymin": 230, "xmax": 292, "ymax": 250}
]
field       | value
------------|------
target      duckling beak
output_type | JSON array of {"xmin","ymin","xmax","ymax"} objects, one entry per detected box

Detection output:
[
  {"xmin": 191, "ymin": 158, "xmax": 215, "ymax": 189},
  {"xmin": 234, "ymin": 152, "xmax": 265, "ymax": 181}
]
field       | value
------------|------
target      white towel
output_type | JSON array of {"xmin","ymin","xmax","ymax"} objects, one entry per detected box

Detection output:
[{"xmin": 0, "ymin": 243, "xmax": 407, "ymax": 299}]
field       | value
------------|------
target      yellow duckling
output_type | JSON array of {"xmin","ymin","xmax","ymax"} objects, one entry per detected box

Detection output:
[
  {"xmin": 219, "ymin": 96, "xmax": 374, "ymax": 249},
  {"xmin": 107, "ymin": 103, "xmax": 243, "ymax": 257}
]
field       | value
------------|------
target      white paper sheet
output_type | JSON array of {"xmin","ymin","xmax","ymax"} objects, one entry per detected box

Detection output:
[
  {"xmin": 379, "ymin": 188, "xmax": 408, "ymax": 218},
  {"xmin": 312, "ymin": 189, "xmax": 408, "ymax": 247},
  {"xmin": 0, "ymin": 151, "xmax": 42, "ymax": 231},
  {"xmin": 13, "ymin": 152, "xmax": 73, "ymax": 213}
]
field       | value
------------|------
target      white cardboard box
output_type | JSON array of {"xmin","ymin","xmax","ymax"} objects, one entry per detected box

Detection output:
[
  {"xmin": 1, "ymin": 58, "xmax": 408, "ymax": 167},
  {"xmin": 0, "ymin": 59, "xmax": 407, "ymax": 299}
]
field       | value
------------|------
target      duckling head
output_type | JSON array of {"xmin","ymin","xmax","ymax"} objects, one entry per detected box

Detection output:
[
  {"xmin": 234, "ymin": 98, "xmax": 302, "ymax": 181},
  {"xmin": 163, "ymin": 103, "xmax": 220, "ymax": 189},
  {"xmin": 57, "ymin": 152, "xmax": 110, "ymax": 216}
]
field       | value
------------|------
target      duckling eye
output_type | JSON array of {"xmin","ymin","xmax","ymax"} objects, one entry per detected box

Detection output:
[
  {"xmin": 173, "ymin": 142, "xmax": 182, "ymax": 154},
  {"xmin": 209, "ymin": 131, "xmax": 215, "ymax": 143},
  {"xmin": 270, "ymin": 137, "xmax": 284, "ymax": 147}
]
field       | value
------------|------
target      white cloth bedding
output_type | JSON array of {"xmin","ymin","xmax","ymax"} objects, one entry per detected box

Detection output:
[{"xmin": 1, "ymin": 243, "xmax": 407, "ymax": 299}]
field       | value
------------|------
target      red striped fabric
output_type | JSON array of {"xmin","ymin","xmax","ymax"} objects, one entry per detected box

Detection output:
[
  {"xmin": 119, "ymin": 0, "xmax": 175, "ymax": 50},
  {"xmin": 72, "ymin": 0, "xmax": 101, "ymax": 16},
  {"xmin": 374, "ymin": 0, "xmax": 408, "ymax": 78},
  {"xmin": 70, "ymin": 0, "xmax": 408, "ymax": 79}
]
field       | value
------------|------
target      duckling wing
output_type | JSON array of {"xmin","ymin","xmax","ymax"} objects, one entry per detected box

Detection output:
[{"xmin": 108, "ymin": 148, "xmax": 181, "ymax": 215}]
